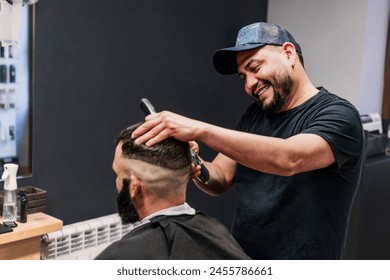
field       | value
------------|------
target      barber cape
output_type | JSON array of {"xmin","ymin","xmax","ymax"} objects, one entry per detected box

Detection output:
[{"xmin": 95, "ymin": 203, "xmax": 251, "ymax": 260}]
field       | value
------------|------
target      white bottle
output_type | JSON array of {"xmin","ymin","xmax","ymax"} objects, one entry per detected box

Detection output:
[{"xmin": 2, "ymin": 163, "xmax": 18, "ymax": 222}]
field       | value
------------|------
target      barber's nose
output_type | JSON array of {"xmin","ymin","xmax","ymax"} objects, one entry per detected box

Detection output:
[{"xmin": 245, "ymin": 74, "xmax": 258, "ymax": 92}]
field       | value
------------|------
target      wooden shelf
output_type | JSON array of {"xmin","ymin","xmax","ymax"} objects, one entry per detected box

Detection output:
[{"xmin": 0, "ymin": 212, "xmax": 63, "ymax": 259}]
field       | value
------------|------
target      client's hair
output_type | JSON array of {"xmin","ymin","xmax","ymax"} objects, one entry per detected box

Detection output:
[{"xmin": 116, "ymin": 122, "xmax": 192, "ymax": 170}]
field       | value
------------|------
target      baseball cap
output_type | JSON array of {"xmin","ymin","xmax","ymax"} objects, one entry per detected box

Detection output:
[{"xmin": 213, "ymin": 22, "xmax": 302, "ymax": 75}]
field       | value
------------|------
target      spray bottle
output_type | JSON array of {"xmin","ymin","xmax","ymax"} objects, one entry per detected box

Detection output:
[{"xmin": 2, "ymin": 163, "xmax": 18, "ymax": 222}]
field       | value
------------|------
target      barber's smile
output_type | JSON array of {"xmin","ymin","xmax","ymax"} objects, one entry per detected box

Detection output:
[{"xmin": 252, "ymin": 83, "xmax": 271, "ymax": 100}]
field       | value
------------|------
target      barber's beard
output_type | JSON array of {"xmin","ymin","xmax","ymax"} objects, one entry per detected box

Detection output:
[
  {"xmin": 116, "ymin": 178, "xmax": 140, "ymax": 224},
  {"xmin": 261, "ymin": 72, "xmax": 294, "ymax": 115}
]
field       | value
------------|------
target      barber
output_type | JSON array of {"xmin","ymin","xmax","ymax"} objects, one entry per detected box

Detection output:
[{"xmin": 132, "ymin": 22, "xmax": 364, "ymax": 260}]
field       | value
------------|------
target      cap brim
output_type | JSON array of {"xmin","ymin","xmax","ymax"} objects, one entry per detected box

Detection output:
[{"xmin": 213, "ymin": 43, "xmax": 265, "ymax": 75}]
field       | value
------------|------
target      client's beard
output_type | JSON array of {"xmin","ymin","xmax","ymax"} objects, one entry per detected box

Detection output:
[{"xmin": 116, "ymin": 178, "xmax": 140, "ymax": 224}]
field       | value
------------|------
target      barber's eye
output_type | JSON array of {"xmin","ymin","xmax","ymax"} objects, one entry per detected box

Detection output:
[{"xmin": 250, "ymin": 65, "xmax": 260, "ymax": 72}]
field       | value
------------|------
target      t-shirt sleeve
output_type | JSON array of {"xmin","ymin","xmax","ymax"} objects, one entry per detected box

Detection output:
[{"xmin": 302, "ymin": 103, "xmax": 363, "ymax": 169}]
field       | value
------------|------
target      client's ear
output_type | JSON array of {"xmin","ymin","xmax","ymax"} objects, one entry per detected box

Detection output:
[{"xmin": 129, "ymin": 174, "xmax": 141, "ymax": 199}]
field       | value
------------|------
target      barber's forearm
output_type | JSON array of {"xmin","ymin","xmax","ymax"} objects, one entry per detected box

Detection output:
[{"xmin": 197, "ymin": 125, "xmax": 335, "ymax": 176}]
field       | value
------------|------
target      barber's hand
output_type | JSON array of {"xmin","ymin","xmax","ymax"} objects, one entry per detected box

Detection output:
[
  {"xmin": 132, "ymin": 111, "xmax": 202, "ymax": 146},
  {"xmin": 189, "ymin": 141, "xmax": 202, "ymax": 179},
  {"xmin": 189, "ymin": 141, "xmax": 199, "ymax": 153}
]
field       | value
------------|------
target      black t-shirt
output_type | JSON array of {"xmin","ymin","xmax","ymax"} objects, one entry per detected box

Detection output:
[
  {"xmin": 232, "ymin": 88, "xmax": 364, "ymax": 259},
  {"xmin": 94, "ymin": 212, "xmax": 251, "ymax": 260}
]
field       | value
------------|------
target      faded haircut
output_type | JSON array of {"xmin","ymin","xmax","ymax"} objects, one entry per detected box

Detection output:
[{"xmin": 116, "ymin": 122, "xmax": 192, "ymax": 170}]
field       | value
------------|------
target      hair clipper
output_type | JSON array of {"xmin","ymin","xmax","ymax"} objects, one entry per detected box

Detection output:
[{"xmin": 191, "ymin": 150, "xmax": 210, "ymax": 184}]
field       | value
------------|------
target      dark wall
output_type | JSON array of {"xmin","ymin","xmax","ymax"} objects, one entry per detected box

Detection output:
[{"xmin": 20, "ymin": 0, "xmax": 268, "ymax": 226}]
